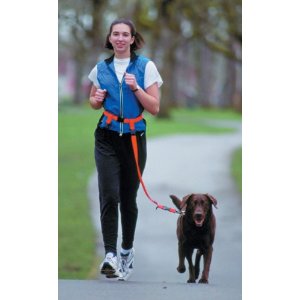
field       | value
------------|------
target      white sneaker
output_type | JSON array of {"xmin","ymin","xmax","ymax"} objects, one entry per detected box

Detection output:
[
  {"xmin": 100, "ymin": 252, "xmax": 121, "ymax": 278},
  {"xmin": 118, "ymin": 248, "xmax": 135, "ymax": 281}
]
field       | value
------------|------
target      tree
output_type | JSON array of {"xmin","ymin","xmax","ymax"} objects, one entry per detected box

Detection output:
[
  {"xmin": 59, "ymin": 0, "xmax": 108, "ymax": 104},
  {"xmin": 58, "ymin": 0, "xmax": 242, "ymax": 112}
]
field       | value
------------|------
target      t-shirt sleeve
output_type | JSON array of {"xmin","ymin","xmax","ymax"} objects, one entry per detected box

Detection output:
[
  {"xmin": 144, "ymin": 61, "xmax": 163, "ymax": 89},
  {"xmin": 88, "ymin": 66, "xmax": 100, "ymax": 88}
]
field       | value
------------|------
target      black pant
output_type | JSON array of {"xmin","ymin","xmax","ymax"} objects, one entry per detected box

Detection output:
[{"xmin": 94, "ymin": 127, "xmax": 147, "ymax": 255}]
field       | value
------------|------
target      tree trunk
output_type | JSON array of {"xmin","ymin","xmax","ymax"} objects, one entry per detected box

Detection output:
[
  {"xmin": 72, "ymin": 58, "xmax": 85, "ymax": 105},
  {"xmin": 199, "ymin": 44, "xmax": 213, "ymax": 107},
  {"xmin": 222, "ymin": 57, "xmax": 236, "ymax": 108}
]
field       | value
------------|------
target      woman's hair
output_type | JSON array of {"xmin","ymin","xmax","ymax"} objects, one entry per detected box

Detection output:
[{"xmin": 104, "ymin": 18, "xmax": 145, "ymax": 51}]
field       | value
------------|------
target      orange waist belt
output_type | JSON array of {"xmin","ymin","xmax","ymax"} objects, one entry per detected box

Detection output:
[
  {"xmin": 103, "ymin": 110, "xmax": 180, "ymax": 214},
  {"xmin": 103, "ymin": 110, "xmax": 144, "ymax": 132}
]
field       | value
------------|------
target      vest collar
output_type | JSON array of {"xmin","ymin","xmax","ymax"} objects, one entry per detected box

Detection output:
[{"xmin": 105, "ymin": 52, "xmax": 138, "ymax": 65}]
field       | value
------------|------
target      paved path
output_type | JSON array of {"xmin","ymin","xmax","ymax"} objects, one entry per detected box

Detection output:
[{"xmin": 59, "ymin": 121, "xmax": 242, "ymax": 300}]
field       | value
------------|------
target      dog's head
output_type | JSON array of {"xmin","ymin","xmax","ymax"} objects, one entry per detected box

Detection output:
[{"xmin": 170, "ymin": 193, "xmax": 217, "ymax": 227}]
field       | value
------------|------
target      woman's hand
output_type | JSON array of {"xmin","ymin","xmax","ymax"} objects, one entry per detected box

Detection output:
[
  {"xmin": 89, "ymin": 85, "xmax": 107, "ymax": 110},
  {"xmin": 95, "ymin": 88, "xmax": 107, "ymax": 102},
  {"xmin": 125, "ymin": 72, "xmax": 138, "ymax": 90}
]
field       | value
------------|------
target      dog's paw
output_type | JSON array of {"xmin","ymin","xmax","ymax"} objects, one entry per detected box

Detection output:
[
  {"xmin": 199, "ymin": 278, "xmax": 209, "ymax": 284},
  {"xmin": 177, "ymin": 266, "xmax": 186, "ymax": 273},
  {"xmin": 187, "ymin": 279, "xmax": 196, "ymax": 283}
]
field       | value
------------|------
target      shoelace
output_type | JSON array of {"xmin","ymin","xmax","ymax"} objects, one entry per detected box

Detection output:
[
  {"xmin": 106, "ymin": 256, "xmax": 118, "ymax": 267},
  {"xmin": 121, "ymin": 255, "xmax": 128, "ymax": 269}
]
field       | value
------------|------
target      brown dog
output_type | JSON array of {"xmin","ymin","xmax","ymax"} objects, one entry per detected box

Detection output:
[{"xmin": 170, "ymin": 193, "xmax": 217, "ymax": 283}]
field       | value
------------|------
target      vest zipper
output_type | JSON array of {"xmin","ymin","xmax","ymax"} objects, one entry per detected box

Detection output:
[{"xmin": 119, "ymin": 73, "xmax": 125, "ymax": 136}]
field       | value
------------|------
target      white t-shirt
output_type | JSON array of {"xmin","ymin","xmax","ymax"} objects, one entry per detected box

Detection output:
[{"xmin": 88, "ymin": 57, "xmax": 163, "ymax": 89}]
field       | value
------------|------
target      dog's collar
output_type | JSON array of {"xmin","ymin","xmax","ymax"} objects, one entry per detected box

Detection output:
[{"xmin": 180, "ymin": 205, "xmax": 187, "ymax": 216}]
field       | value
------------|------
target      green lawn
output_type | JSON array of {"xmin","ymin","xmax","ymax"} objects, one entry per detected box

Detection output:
[
  {"xmin": 58, "ymin": 105, "xmax": 99, "ymax": 278},
  {"xmin": 231, "ymin": 147, "xmax": 242, "ymax": 194},
  {"xmin": 58, "ymin": 103, "xmax": 242, "ymax": 279}
]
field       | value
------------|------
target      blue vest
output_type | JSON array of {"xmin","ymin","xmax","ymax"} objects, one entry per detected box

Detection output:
[{"xmin": 96, "ymin": 53, "xmax": 149, "ymax": 134}]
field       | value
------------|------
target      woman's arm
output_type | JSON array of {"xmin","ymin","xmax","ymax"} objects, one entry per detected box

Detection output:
[
  {"xmin": 134, "ymin": 83, "xmax": 160, "ymax": 115},
  {"xmin": 125, "ymin": 73, "xmax": 160, "ymax": 115}
]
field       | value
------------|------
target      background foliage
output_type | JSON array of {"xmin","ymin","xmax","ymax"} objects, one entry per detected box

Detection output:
[{"xmin": 58, "ymin": 0, "xmax": 242, "ymax": 116}]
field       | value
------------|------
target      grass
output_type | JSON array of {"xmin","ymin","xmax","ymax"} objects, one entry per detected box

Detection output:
[
  {"xmin": 58, "ymin": 103, "xmax": 242, "ymax": 279},
  {"xmin": 145, "ymin": 107, "xmax": 241, "ymax": 137},
  {"xmin": 231, "ymin": 147, "xmax": 242, "ymax": 194},
  {"xmin": 171, "ymin": 107, "xmax": 241, "ymax": 120},
  {"xmin": 58, "ymin": 104, "xmax": 100, "ymax": 279}
]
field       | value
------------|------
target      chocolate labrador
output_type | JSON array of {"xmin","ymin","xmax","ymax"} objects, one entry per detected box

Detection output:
[{"xmin": 170, "ymin": 193, "xmax": 217, "ymax": 283}]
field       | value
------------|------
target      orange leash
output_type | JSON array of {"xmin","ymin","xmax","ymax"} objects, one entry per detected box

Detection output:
[
  {"xmin": 131, "ymin": 134, "xmax": 179, "ymax": 214},
  {"xmin": 103, "ymin": 111, "xmax": 180, "ymax": 214}
]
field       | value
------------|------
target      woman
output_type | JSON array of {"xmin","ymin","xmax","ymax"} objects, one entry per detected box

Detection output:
[{"xmin": 88, "ymin": 18, "xmax": 163, "ymax": 280}]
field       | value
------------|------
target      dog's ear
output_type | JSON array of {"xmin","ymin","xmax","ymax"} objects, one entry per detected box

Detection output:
[
  {"xmin": 169, "ymin": 194, "xmax": 182, "ymax": 210},
  {"xmin": 205, "ymin": 193, "xmax": 218, "ymax": 208},
  {"xmin": 182, "ymin": 194, "xmax": 193, "ymax": 205},
  {"xmin": 181, "ymin": 194, "xmax": 194, "ymax": 211}
]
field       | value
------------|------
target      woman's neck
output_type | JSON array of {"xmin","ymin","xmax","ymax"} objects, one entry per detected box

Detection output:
[{"xmin": 114, "ymin": 51, "xmax": 131, "ymax": 59}]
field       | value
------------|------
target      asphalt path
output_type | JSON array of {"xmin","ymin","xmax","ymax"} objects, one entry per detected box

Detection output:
[{"xmin": 59, "ymin": 120, "xmax": 242, "ymax": 300}]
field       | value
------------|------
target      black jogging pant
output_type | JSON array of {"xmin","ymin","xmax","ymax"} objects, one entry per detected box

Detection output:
[{"xmin": 94, "ymin": 126, "xmax": 147, "ymax": 255}]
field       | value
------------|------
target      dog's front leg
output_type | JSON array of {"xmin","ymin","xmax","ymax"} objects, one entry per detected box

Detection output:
[
  {"xmin": 177, "ymin": 242, "xmax": 186, "ymax": 273},
  {"xmin": 186, "ymin": 248, "xmax": 195, "ymax": 283},
  {"xmin": 199, "ymin": 246, "xmax": 213, "ymax": 284},
  {"xmin": 194, "ymin": 249, "xmax": 201, "ymax": 280}
]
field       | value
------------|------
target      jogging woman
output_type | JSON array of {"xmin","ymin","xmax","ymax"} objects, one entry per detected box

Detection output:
[{"xmin": 88, "ymin": 18, "xmax": 163, "ymax": 280}]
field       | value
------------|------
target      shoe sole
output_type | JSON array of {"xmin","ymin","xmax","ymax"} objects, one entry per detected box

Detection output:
[
  {"xmin": 106, "ymin": 273, "xmax": 120, "ymax": 279},
  {"xmin": 100, "ymin": 263, "xmax": 119, "ymax": 277}
]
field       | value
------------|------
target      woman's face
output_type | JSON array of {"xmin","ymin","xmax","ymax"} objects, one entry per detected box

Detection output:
[{"xmin": 109, "ymin": 23, "xmax": 134, "ymax": 56}]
